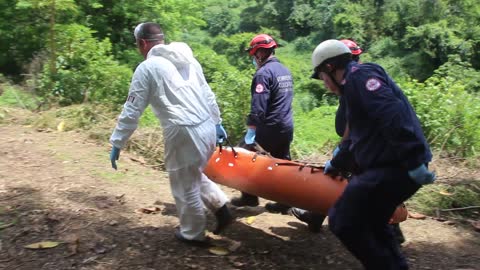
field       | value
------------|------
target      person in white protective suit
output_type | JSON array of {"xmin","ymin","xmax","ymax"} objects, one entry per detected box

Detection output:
[{"xmin": 109, "ymin": 22, "xmax": 233, "ymax": 246}]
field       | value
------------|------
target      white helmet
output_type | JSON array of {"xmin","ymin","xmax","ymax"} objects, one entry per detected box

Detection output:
[{"xmin": 311, "ymin": 39, "xmax": 351, "ymax": 69}]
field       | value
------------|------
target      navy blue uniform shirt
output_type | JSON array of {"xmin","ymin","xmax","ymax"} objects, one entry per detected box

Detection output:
[
  {"xmin": 335, "ymin": 61, "xmax": 432, "ymax": 171},
  {"xmin": 335, "ymin": 96, "xmax": 347, "ymax": 137},
  {"xmin": 247, "ymin": 57, "xmax": 293, "ymax": 132}
]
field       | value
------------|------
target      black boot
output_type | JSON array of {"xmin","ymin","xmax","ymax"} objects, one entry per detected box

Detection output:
[
  {"xmin": 265, "ymin": 202, "xmax": 291, "ymax": 215},
  {"xmin": 230, "ymin": 192, "xmax": 259, "ymax": 207},
  {"xmin": 308, "ymin": 213, "xmax": 326, "ymax": 233},
  {"xmin": 213, "ymin": 204, "xmax": 233, "ymax": 235},
  {"xmin": 391, "ymin": 223, "xmax": 406, "ymax": 244},
  {"xmin": 291, "ymin": 208, "xmax": 325, "ymax": 233}
]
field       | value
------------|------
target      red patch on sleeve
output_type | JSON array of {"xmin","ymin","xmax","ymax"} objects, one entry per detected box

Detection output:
[
  {"xmin": 366, "ymin": 78, "xmax": 381, "ymax": 91},
  {"xmin": 255, "ymin": 84, "xmax": 264, "ymax": 93}
]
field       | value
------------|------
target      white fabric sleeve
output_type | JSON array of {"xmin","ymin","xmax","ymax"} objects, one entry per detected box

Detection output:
[{"xmin": 110, "ymin": 64, "xmax": 151, "ymax": 148}]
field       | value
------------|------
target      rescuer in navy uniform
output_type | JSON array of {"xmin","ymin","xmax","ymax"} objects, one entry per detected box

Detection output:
[
  {"xmin": 292, "ymin": 39, "xmax": 407, "ymax": 244},
  {"xmin": 230, "ymin": 34, "xmax": 294, "ymax": 214},
  {"xmin": 311, "ymin": 39, "xmax": 435, "ymax": 270}
]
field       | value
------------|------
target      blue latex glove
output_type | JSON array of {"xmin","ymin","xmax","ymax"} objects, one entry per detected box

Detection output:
[
  {"xmin": 110, "ymin": 146, "xmax": 120, "ymax": 170},
  {"xmin": 323, "ymin": 160, "xmax": 336, "ymax": 175},
  {"xmin": 216, "ymin": 124, "xmax": 228, "ymax": 144},
  {"xmin": 408, "ymin": 164, "xmax": 436, "ymax": 185},
  {"xmin": 332, "ymin": 146, "xmax": 340, "ymax": 158},
  {"xmin": 244, "ymin": 128, "xmax": 256, "ymax": 144}
]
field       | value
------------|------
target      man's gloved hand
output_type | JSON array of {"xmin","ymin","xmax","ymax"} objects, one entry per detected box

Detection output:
[
  {"xmin": 110, "ymin": 146, "xmax": 120, "ymax": 170},
  {"xmin": 323, "ymin": 160, "xmax": 338, "ymax": 175},
  {"xmin": 408, "ymin": 164, "xmax": 436, "ymax": 185},
  {"xmin": 244, "ymin": 127, "xmax": 256, "ymax": 144},
  {"xmin": 332, "ymin": 146, "xmax": 341, "ymax": 158},
  {"xmin": 216, "ymin": 124, "xmax": 228, "ymax": 144}
]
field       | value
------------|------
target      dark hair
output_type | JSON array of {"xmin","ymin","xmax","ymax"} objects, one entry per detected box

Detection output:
[{"xmin": 136, "ymin": 22, "xmax": 164, "ymax": 41}]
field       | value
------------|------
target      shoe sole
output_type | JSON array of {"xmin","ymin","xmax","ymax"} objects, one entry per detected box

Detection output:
[{"xmin": 174, "ymin": 229, "xmax": 211, "ymax": 247}]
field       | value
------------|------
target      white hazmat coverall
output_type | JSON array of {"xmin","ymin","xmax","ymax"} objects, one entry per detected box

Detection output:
[{"xmin": 110, "ymin": 42, "xmax": 228, "ymax": 241}]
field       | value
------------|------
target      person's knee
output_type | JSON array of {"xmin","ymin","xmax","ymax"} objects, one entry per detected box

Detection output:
[
  {"xmin": 329, "ymin": 212, "xmax": 364, "ymax": 239},
  {"xmin": 329, "ymin": 215, "xmax": 353, "ymax": 237}
]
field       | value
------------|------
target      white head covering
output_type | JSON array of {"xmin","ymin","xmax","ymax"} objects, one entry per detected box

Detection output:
[
  {"xmin": 134, "ymin": 23, "xmax": 144, "ymax": 40},
  {"xmin": 133, "ymin": 23, "xmax": 164, "ymax": 41}
]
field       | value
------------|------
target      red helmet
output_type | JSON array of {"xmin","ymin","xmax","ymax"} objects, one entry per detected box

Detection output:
[
  {"xmin": 340, "ymin": 39, "xmax": 362, "ymax": 55},
  {"xmin": 246, "ymin": 34, "xmax": 278, "ymax": 56}
]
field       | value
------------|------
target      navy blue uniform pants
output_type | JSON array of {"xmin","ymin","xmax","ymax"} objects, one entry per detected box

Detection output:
[
  {"xmin": 237, "ymin": 127, "xmax": 293, "ymax": 202},
  {"xmin": 328, "ymin": 167, "xmax": 420, "ymax": 270},
  {"xmin": 255, "ymin": 126, "xmax": 293, "ymax": 160}
]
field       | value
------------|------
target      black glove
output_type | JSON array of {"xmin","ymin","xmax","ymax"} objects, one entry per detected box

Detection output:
[{"xmin": 330, "ymin": 143, "xmax": 360, "ymax": 175}]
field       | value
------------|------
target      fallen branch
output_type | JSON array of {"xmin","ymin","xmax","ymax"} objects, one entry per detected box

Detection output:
[
  {"xmin": 438, "ymin": 206, "xmax": 480, "ymax": 212},
  {"xmin": 0, "ymin": 192, "xmax": 26, "ymax": 201}
]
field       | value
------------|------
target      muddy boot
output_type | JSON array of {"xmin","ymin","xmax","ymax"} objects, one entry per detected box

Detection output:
[
  {"xmin": 230, "ymin": 192, "xmax": 259, "ymax": 207},
  {"xmin": 265, "ymin": 202, "xmax": 291, "ymax": 215},
  {"xmin": 213, "ymin": 204, "xmax": 233, "ymax": 235},
  {"xmin": 174, "ymin": 228, "xmax": 211, "ymax": 247},
  {"xmin": 391, "ymin": 223, "xmax": 406, "ymax": 244}
]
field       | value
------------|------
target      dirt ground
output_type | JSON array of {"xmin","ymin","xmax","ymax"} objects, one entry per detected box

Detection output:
[{"xmin": 0, "ymin": 123, "xmax": 479, "ymax": 270}]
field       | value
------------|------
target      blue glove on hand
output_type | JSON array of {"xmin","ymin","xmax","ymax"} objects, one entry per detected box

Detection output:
[
  {"xmin": 110, "ymin": 146, "xmax": 120, "ymax": 170},
  {"xmin": 216, "ymin": 124, "xmax": 228, "ymax": 144},
  {"xmin": 333, "ymin": 146, "xmax": 341, "ymax": 158},
  {"xmin": 408, "ymin": 164, "xmax": 436, "ymax": 185},
  {"xmin": 244, "ymin": 128, "xmax": 256, "ymax": 145},
  {"xmin": 324, "ymin": 160, "xmax": 337, "ymax": 175}
]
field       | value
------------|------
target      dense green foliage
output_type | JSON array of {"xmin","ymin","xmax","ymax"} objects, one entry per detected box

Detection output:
[
  {"xmin": 400, "ymin": 64, "xmax": 480, "ymax": 157},
  {"xmin": 37, "ymin": 24, "xmax": 132, "ymax": 105},
  {"xmin": 1, "ymin": 0, "xmax": 480, "ymax": 158}
]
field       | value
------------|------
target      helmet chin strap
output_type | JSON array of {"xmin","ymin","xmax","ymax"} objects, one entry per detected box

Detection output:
[{"xmin": 325, "ymin": 66, "xmax": 342, "ymax": 91}]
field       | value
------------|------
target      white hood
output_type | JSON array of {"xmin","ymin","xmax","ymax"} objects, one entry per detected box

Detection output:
[{"xmin": 147, "ymin": 42, "xmax": 194, "ymax": 67}]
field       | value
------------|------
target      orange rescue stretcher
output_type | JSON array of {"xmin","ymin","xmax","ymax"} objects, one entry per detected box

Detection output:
[{"xmin": 204, "ymin": 146, "xmax": 408, "ymax": 224}]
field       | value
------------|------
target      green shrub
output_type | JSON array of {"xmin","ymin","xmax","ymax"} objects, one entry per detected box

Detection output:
[
  {"xmin": 400, "ymin": 72, "xmax": 480, "ymax": 157},
  {"xmin": 38, "ymin": 24, "xmax": 132, "ymax": 106},
  {"xmin": 194, "ymin": 45, "xmax": 251, "ymax": 143}
]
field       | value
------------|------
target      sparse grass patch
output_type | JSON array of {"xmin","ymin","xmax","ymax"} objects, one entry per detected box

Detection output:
[
  {"xmin": 0, "ymin": 85, "xmax": 39, "ymax": 110},
  {"xmin": 292, "ymin": 105, "xmax": 340, "ymax": 159},
  {"xmin": 126, "ymin": 127, "xmax": 165, "ymax": 170},
  {"xmin": 409, "ymin": 182, "xmax": 480, "ymax": 220},
  {"xmin": 139, "ymin": 107, "xmax": 159, "ymax": 127},
  {"xmin": 95, "ymin": 171, "xmax": 129, "ymax": 182},
  {"xmin": 31, "ymin": 104, "xmax": 116, "ymax": 131}
]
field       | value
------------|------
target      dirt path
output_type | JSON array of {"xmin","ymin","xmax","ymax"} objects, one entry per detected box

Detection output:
[{"xmin": 0, "ymin": 124, "xmax": 479, "ymax": 270}]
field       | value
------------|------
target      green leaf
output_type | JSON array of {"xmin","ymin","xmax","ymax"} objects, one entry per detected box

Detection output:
[{"xmin": 25, "ymin": 241, "xmax": 62, "ymax": 249}]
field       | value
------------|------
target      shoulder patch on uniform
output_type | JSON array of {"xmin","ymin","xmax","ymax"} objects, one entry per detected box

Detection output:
[
  {"xmin": 366, "ymin": 78, "xmax": 381, "ymax": 91},
  {"xmin": 255, "ymin": 83, "xmax": 264, "ymax": 93},
  {"xmin": 351, "ymin": 66, "xmax": 359, "ymax": 73},
  {"xmin": 127, "ymin": 95, "xmax": 136, "ymax": 103}
]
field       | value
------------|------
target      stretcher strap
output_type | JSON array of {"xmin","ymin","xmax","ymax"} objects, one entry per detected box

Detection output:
[
  {"xmin": 276, "ymin": 162, "xmax": 324, "ymax": 173},
  {"xmin": 220, "ymin": 137, "xmax": 237, "ymax": 157}
]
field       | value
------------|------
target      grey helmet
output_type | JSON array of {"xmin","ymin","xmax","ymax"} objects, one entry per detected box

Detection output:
[{"xmin": 312, "ymin": 39, "xmax": 351, "ymax": 69}]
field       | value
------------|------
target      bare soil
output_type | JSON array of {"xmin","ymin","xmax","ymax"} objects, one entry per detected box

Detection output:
[{"xmin": 0, "ymin": 124, "xmax": 479, "ymax": 270}]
